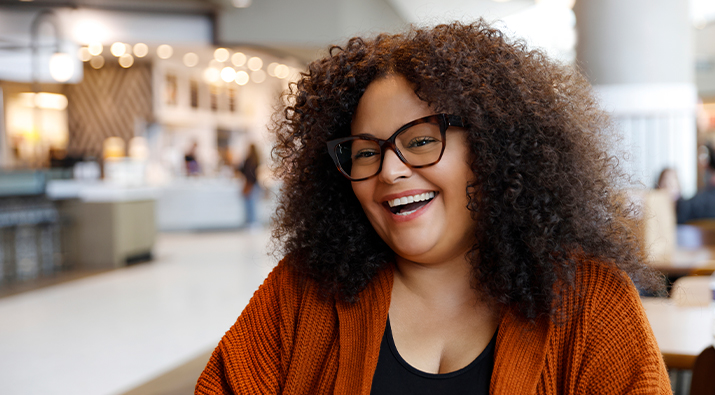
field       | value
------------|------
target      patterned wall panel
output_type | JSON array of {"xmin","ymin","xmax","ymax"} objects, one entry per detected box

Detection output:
[{"xmin": 65, "ymin": 60, "xmax": 153, "ymax": 158}]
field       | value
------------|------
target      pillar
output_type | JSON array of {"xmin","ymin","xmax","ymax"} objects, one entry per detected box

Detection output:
[{"xmin": 575, "ymin": 0, "xmax": 698, "ymax": 196}]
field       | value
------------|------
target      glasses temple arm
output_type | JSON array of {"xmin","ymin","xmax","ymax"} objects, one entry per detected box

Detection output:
[{"xmin": 447, "ymin": 114, "xmax": 464, "ymax": 128}]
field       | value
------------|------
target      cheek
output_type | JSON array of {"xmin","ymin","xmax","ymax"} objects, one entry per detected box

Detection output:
[
  {"xmin": 351, "ymin": 181, "xmax": 385, "ymax": 231},
  {"xmin": 351, "ymin": 182, "xmax": 373, "ymax": 212}
]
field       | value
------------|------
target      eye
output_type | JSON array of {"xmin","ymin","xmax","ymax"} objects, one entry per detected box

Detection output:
[
  {"xmin": 407, "ymin": 136, "xmax": 439, "ymax": 148},
  {"xmin": 353, "ymin": 148, "xmax": 380, "ymax": 160}
]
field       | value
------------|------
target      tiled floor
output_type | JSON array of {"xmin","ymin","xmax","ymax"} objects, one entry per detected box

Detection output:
[{"xmin": 0, "ymin": 229, "xmax": 276, "ymax": 395}]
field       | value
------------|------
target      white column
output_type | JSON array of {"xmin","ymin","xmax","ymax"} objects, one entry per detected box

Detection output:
[
  {"xmin": 575, "ymin": 0, "xmax": 698, "ymax": 196},
  {"xmin": 0, "ymin": 87, "xmax": 8, "ymax": 168}
]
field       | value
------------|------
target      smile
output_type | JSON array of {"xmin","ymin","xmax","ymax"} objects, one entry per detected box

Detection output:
[{"xmin": 386, "ymin": 192, "xmax": 436, "ymax": 215}]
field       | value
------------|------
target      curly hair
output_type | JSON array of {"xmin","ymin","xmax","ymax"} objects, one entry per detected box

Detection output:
[{"xmin": 270, "ymin": 20, "xmax": 663, "ymax": 321}]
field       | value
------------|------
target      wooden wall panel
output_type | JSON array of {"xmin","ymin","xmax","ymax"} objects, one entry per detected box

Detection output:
[{"xmin": 65, "ymin": 60, "xmax": 152, "ymax": 158}]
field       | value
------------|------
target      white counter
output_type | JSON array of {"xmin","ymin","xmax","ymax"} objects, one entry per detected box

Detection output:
[
  {"xmin": 46, "ymin": 178, "xmax": 275, "ymax": 232},
  {"xmin": 46, "ymin": 180, "xmax": 158, "ymax": 202},
  {"xmin": 155, "ymin": 177, "xmax": 276, "ymax": 231}
]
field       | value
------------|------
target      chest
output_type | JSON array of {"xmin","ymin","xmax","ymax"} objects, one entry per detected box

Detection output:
[
  {"xmin": 388, "ymin": 299, "xmax": 498, "ymax": 374},
  {"xmin": 370, "ymin": 317, "xmax": 496, "ymax": 395}
]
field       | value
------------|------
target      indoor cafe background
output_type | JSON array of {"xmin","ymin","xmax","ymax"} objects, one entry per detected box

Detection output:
[{"xmin": 0, "ymin": 0, "xmax": 714, "ymax": 394}]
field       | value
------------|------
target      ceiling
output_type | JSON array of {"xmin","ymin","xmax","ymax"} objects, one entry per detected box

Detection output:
[
  {"xmin": 0, "ymin": 0, "xmax": 713, "ymax": 87},
  {"xmin": 387, "ymin": 0, "xmax": 534, "ymax": 24},
  {"xmin": 0, "ymin": 0, "xmax": 218, "ymax": 14},
  {"xmin": 0, "ymin": 0, "xmax": 534, "ymax": 19}
]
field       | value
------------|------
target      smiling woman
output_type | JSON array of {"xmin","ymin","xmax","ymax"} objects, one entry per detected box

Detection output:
[{"xmin": 195, "ymin": 21, "xmax": 670, "ymax": 394}]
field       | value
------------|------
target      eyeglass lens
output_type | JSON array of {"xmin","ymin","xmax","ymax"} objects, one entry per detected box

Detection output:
[{"xmin": 334, "ymin": 120, "xmax": 444, "ymax": 180}]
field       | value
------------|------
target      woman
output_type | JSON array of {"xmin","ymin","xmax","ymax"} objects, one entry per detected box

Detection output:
[
  {"xmin": 238, "ymin": 143, "xmax": 262, "ymax": 228},
  {"xmin": 196, "ymin": 21, "xmax": 669, "ymax": 394}
]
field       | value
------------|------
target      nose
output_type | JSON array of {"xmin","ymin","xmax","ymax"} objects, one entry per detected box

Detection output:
[{"xmin": 377, "ymin": 148, "xmax": 412, "ymax": 184}]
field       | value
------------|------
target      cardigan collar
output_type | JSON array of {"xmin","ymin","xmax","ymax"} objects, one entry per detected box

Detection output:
[
  {"xmin": 335, "ymin": 267, "xmax": 393, "ymax": 395},
  {"xmin": 491, "ymin": 310, "xmax": 550, "ymax": 394}
]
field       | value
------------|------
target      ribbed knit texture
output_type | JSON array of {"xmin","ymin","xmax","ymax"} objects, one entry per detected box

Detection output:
[{"xmin": 195, "ymin": 258, "xmax": 671, "ymax": 394}]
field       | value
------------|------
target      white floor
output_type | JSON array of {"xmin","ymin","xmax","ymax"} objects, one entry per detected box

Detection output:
[{"xmin": 0, "ymin": 229, "xmax": 277, "ymax": 395}]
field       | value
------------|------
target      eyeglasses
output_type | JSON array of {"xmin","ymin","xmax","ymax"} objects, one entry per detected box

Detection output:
[{"xmin": 326, "ymin": 114, "xmax": 464, "ymax": 181}]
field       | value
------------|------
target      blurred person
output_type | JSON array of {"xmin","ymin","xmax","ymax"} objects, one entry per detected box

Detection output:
[
  {"xmin": 184, "ymin": 140, "xmax": 200, "ymax": 176},
  {"xmin": 676, "ymin": 144, "xmax": 715, "ymax": 224},
  {"xmin": 238, "ymin": 143, "xmax": 262, "ymax": 228},
  {"xmin": 656, "ymin": 167, "xmax": 681, "ymax": 202},
  {"xmin": 196, "ymin": 21, "xmax": 669, "ymax": 394}
]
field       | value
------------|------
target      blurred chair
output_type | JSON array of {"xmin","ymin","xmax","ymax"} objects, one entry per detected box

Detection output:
[
  {"xmin": 636, "ymin": 189, "xmax": 676, "ymax": 262},
  {"xmin": 682, "ymin": 220, "xmax": 715, "ymax": 246},
  {"xmin": 691, "ymin": 266, "xmax": 715, "ymax": 276},
  {"xmin": 678, "ymin": 223, "xmax": 715, "ymax": 248},
  {"xmin": 670, "ymin": 276, "xmax": 711, "ymax": 307},
  {"xmin": 690, "ymin": 346, "xmax": 715, "ymax": 395}
]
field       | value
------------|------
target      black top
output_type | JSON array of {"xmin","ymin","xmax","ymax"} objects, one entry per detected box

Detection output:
[
  {"xmin": 370, "ymin": 318, "xmax": 497, "ymax": 395},
  {"xmin": 676, "ymin": 187, "xmax": 715, "ymax": 224}
]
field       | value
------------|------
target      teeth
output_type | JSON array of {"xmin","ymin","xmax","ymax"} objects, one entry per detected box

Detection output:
[
  {"xmin": 387, "ymin": 191, "xmax": 435, "ymax": 208},
  {"xmin": 396, "ymin": 208, "xmax": 418, "ymax": 216}
]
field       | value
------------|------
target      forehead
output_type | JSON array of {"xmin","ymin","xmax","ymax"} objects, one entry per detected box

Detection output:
[{"xmin": 351, "ymin": 74, "xmax": 433, "ymax": 137}]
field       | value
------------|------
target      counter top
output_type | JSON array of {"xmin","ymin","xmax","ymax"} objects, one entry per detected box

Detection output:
[
  {"xmin": 642, "ymin": 297, "xmax": 713, "ymax": 369},
  {"xmin": 46, "ymin": 180, "xmax": 158, "ymax": 202}
]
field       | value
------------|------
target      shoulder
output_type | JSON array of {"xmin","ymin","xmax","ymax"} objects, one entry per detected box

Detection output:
[
  {"xmin": 250, "ymin": 255, "xmax": 334, "ymax": 317},
  {"xmin": 572, "ymin": 258, "xmax": 636, "ymax": 305},
  {"xmin": 549, "ymin": 259, "xmax": 670, "ymax": 393},
  {"xmin": 196, "ymin": 257, "xmax": 342, "ymax": 394},
  {"xmin": 558, "ymin": 258, "xmax": 645, "ymax": 333}
]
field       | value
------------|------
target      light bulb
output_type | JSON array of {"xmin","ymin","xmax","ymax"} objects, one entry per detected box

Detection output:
[
  {"xmin": 221, "ymin": 67, "xmax": 237, "ymax": 82},
  {"xmin": 110, "ymin": 42, "xmax": 126, "ymax": 57},
  {"xmin": 214, "ymin": 48, "xmax": 230, "ymax": 62},
  {"xmin": 235, "ymin": 70, "xmax": 249, "ymax": 85},
  {"xmin": 247, "ymin": 56, "xmax": 263, "ymax": 71},
  {"xmin": 134, "ymin": 43, "xmax": 149, "ymax": 58},
  {"xmin": 157, "ymin": 44, "xmax": 173, "ymax": 59},
  {"xmin": 183, "ymin": 52, "xmax": 199, "ymax": 67},
  {"xmin": 119, "ymin": 54, "xmax": 134, "ymax": 68},
  {"xmin": 49, "ymin": 52, "xmax": 74, "ymax": 82}
]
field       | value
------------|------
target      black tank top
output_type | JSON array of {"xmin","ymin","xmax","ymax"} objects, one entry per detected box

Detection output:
[{"xmin": 370, "ymin": 318, "xmax": 496, "ymax": 395}]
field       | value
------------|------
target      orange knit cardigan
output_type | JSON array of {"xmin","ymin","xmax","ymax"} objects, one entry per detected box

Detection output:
[{"xmin": 196, "ymin": 258, "xmax": 671, "ymax": 394}]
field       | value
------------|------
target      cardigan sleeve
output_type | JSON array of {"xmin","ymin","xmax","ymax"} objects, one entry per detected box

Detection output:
[
  {"xmin": 572, "ymin": 264, "xmax": 671, "ymax": 394},
  {"xmin": 195, "ymin": 261, "xmax": 289, "ymax": 394}
]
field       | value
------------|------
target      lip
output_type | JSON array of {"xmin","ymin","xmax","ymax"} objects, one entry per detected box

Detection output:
[
  {"xmin": 380, "ymin": 189, "xmax": 438, "ymax": 223},
  {"xmin": 381, "ymin": 189, "xmax": 437, "ymax": 203}
]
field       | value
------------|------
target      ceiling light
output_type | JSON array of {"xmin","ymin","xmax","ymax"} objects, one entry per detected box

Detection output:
[
  {"xmin": 267, "ymin": 62, "xmax": 278, "ymax": 76},
  {"xmin": 183, "ymin": 52, "xmax": 199, "ymax": 67},
  {"xmin": 78, "ymin": 47, "xmax": 91, "ymax": 62},
  {"xmin": 214, "ymin": 48, "xmax": 230, "ymax": 62},
  {"xmin": 247, "ymin": 57, "xmax": 263, "ymax": 71},
  {"xmin": 235, "ymin": 70, "xmax": 249, "ymax": 85},
  {"xmin": 49, "ymin": 53, "xmax": 74, "ymax": 82},
  {"xmin": 90, "ymin": 56, "xmax": 105, "ymax": 69},
  {"xmin": 119, "ymin": 54, "xmax": 134, "ymax": 68},
  {"xmin": 134, "ymin": 43, "xmax": 149, "ymax": 58},
  {"xmin": 274, "ymin": 64, "xmax": 290, "ymax": 79},
  {"xmin": 251, "ymin": 69, "xmax": 266, "ymax": 83},
  {"xmin": 231, "ymin": 52, "xmax": 246, "ymax": 67},
  {"xmin": 88, "ymin": 42, "xmax": 103, "ymax": 56},
  {"xmin": 221, "ymin": 67, "xmax": 237, "ymax": 82},
  {"xmin": 110, "ymin": 42, "xmax": 126, "ymax": 57},
  {"xmin": 204, "ymin": 67, "xmax": 220, "ymax": 83},
  {"xmin": 157, "ymin": 44, "xmax": 173, "ymax": 59}
]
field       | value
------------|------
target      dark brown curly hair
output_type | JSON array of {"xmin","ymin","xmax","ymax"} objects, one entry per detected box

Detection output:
[{"xmin": 270, "ymin": 20, "xmax": 663, "ymax": 321}]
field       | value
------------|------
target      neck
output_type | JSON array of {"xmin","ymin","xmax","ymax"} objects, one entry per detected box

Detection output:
[{"xmin": 392, "ymin": 254, "xmax": 478, "ymax": 308}]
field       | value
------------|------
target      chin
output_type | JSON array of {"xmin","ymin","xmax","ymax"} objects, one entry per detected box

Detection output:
[{"xmin": 385, "ymin": 238, "xmax": 437, "ymax": 263}]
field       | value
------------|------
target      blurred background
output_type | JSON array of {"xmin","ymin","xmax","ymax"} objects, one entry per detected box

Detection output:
[{"xmin": 0, "ymin": 0, "xmax": 714, "ymax": 394}]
